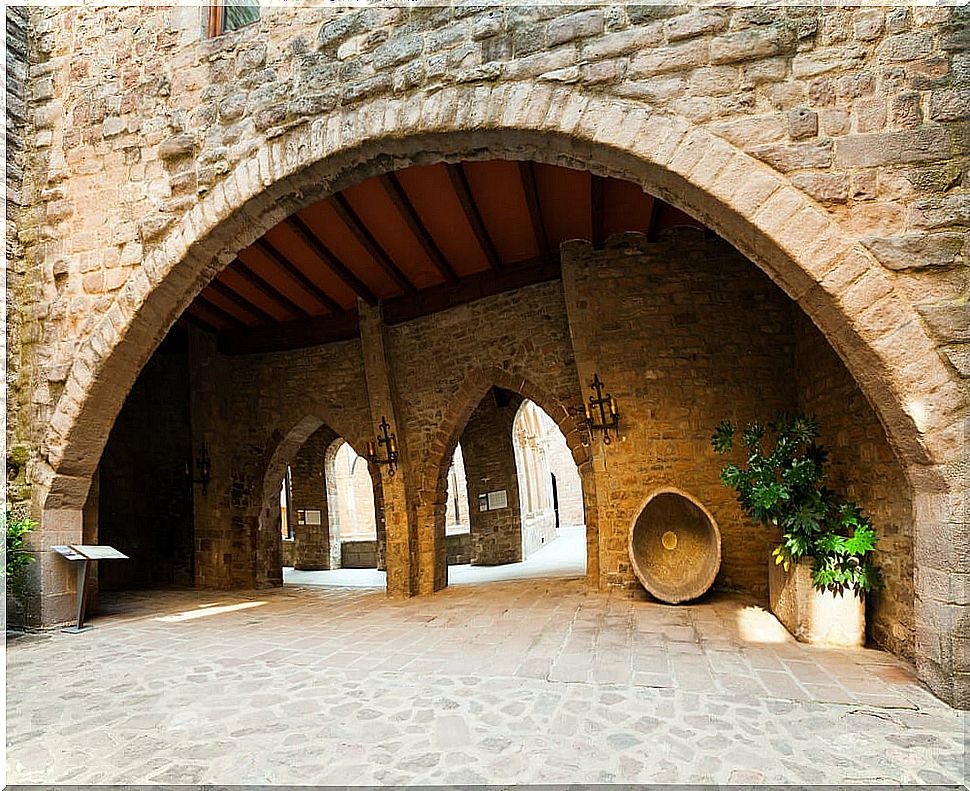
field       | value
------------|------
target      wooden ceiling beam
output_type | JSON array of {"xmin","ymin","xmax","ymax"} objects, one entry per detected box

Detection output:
[
  {"xmin": 446, "ymin": 163, "xmax": 502, "ymax": 271},
  {"xmin": 195, "ymin": 293, "xmax": 249, "ymax": 328},
  {"xmin": 379, "ymin": 172, "xmax": 459, "ymax": 285},
  {"xmin": 254, "ymin": 237, "xmax": 344, "ymax": 315},
  {"xmin": 219, "ymin": 309, "xmax": 361, "ymax": 356},
  {"xmin": 330, "ymin": 193, "xmax": 417, "ymax": 296},
  {"xmin": 382, "ymin": 254, "xmax": 561, "ymax": 326},
  {"xmin": 206, "ymin": 278, "xmax": 279, "ymax": 325},
  {"xmin": 590, "ymin": 174, "xmax": 605, "ymax": 250},
  {"xmin": 182, "ymin": 305, "xmax": 220, "ymax": 334},
  {"xmin": 518, "ymin": 161, "xmax": 552, "ymax": 264},
  {"xmin": 286, "ymin": 215, "xmax": 379, "ymax": 306},
  {"xmin": 233, "ymin": 258, "xmax": 313, "ymax": 319},
  {"xmin": 647, "ymin": 194, "xmax": 662, "ymax": 242}
]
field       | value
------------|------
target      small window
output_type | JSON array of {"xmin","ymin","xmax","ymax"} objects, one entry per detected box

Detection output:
[{"xmin": 208, "ymin": 0, "xmax": 259, "ymax": 37}]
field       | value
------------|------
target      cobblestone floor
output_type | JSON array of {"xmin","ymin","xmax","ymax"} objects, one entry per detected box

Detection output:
[{"xmin": 7, "ymin": 579, "xmax": 966, "ymax": 785}]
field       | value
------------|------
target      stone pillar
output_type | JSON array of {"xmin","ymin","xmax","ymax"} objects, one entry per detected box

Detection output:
[
  {"xmin": 460, "ymin": 389, "xmax": 523, "ymax": 565},
  {"xmin": 358, "ymin": 301, "xmax": 417, "ymax": 597},
  {"xmin": 560, "ymin": 242, "xmax": 614, "ymax": 591},
  {"xmin": 289, "ymin": 426, "xmax": 336, "ymax": 570},
  {"xmin": 913, "ymin": 482, "xmax": 969, "ymax": 709},
  {"xmin": 187, "ymin": 326, "xmax": 242, "ymax": 588}
]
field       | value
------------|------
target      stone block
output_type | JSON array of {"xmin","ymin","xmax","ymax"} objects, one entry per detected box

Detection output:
[
  {"xmin": 629, "ymin": 38, "xmax": 707, "ymax": 78},
  {"xmin": 861, "ymin": 232, "xmax": 966, "ymax": 271},
  {"xmin": 791, "ymin": 172, "xmax": 848, "ymax": 204},
  {"xmin": 749, "ymin": 139, "xmax": 832, "ymax": 172},
  {"xmin": 834, "ymin": 126, "xmax": 950, "ymax": 168},
  {"xmin": 710, "ymin": 25, "xmax": 794, "ymax": 65},
  {"xmin": 547, "ymin": 10, "xmax": 603, "ymax": 47},
  {"xmin": 929, "ymin": 89, "xmax": 970, "ymax": 122},
  {"xmin": 158, "ymin": 133, "xmax": 196, "ymax": 160},
  {"xmin": 916, "ymin": 301, "xmax": 970, "ymax": 344},
  {"xmin": 787, "ymin": 107, "xmax": 818, "ymax": 140}
]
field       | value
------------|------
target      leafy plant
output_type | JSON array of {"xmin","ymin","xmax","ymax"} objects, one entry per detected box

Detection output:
[
  {"xmin": 711, "ymin": 413, "xmax": 880, "ymax": 597},
  {"xmin": 5, "ymin": 508, "xmax": 37, "ymax": 606}
]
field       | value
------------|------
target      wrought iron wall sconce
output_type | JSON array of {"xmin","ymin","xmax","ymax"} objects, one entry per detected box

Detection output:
[
  {"xmin": 186, "ymin": 441, "xmax": 212, "ymax": 495},
  {"xmin": 584, "ymin": 373, "xmax": 620, "ymax": 445},
  {"xmin": 367, "ymin": 416, "xmax": 399, "ymax": 477}
]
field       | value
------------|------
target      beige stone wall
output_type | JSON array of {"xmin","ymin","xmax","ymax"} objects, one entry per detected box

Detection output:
[
  {"xmin": 563, "ymin": 233, "xmax": 797, "ymax": 597},
  {"xmin": 794, "ymin": 312, "xmax": 916, "ymax": 662}
]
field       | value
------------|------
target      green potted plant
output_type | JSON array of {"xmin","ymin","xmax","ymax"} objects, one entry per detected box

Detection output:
[
  {"xmin": 711, "ymin": 413, "xmax": 880, "ymax": 646},
  {"xmin": 5, "ymin": 508, "xmax": 37, "ymax": 629}
]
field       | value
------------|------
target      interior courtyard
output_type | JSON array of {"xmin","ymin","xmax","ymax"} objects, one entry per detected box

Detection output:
[{"xmin": 5, "ymin": 3, "xmax": 968, "ymax": 787}]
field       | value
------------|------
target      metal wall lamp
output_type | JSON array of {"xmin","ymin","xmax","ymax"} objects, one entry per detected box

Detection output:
[
  {"xmin": 186, "ymin": 441, "xmax": 212, "ymax": 495},
  {"xmin": 367, "ymin": 416, "xmax": 399, "ymax": 477},
  {"xmin": 584, "ymin": 373, "xmax": 620, "ymax": 445}
]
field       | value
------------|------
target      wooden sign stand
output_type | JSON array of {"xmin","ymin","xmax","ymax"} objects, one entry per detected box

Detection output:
[{"xmin": 50, "ymin": 545, "xmax": 128, "ymax": 633}]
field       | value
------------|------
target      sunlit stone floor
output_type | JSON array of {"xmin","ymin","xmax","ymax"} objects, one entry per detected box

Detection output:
[{"xmin": 6, "ymin": 574, "xmax": 965, "ymax": 786}]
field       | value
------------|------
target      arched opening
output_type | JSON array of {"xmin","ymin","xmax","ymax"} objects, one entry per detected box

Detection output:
[
  {"xmin": 33, "ymin": 109, "xmax": 962, "ymax": 702},
  {"xmin": 513, "ymin": 399, "xmax": 585, "ymax": 573}
]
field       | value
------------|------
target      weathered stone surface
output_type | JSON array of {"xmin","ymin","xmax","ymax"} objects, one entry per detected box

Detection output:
[
  {"xmin": 861, "ymin": 232, "xmax": 967, "ymax": 270},
  {"xmin": 834, "ymin": 127, "xmax": 951, "ymax": 168},
  {"xmin": 787, "ymin": 107, "xmax": 818, "ymax": 140},
  {"xmin": 929, "ymin": 88, "xmax": 970, "ymax": 121},
  {"xmin": 158, "ymin": 134, "xmax": 196, "ymax": 160},
  {"xmin": 916, "ymin": 301, "xmax": 970, "ymax": 343},
  {"xmin": 710, "ymin": 25, "xmax": 794, "ymax": 65},
  {"xmin": 749, "ymin": 140, "xmax": 832, "ymax": 172}
]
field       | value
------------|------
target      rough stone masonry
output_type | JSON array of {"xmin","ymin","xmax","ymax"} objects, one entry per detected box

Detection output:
[{"xmin": 4, "ymin": 5, "xmax": 967, "ymax": 707}]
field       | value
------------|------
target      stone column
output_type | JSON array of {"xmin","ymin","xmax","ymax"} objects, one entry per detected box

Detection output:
[
  {"xmin": 289, "ymin": 426, "xmax": 336, "ymax": 570},
  {"xmin": 187, "ymin": 325, "xmax": 240, "ymax": 588},
  {"xmin": 460, "ymin": 389, "xmax": 523, "ymax": 565},
  {"xmin": 560, "ymin": 241, "xmax": 611, "ymax": 591},
  {"xmin": 358, "ymin": 301, "xmax": 417, "ymax": 597}
]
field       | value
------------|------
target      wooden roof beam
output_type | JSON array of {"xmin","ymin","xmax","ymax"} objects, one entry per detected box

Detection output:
[
  {"xmin": 206, "ymin": 278, "xmax": 279, "ymax": 325},
  {"xmin": 330, "ymin": 193, "xmax": 417, "ymax": 296},
  {"xmin": 233, "ymin": 258, "xmax": 313, "ymax": 319},
  {"xmin": 193, "ymin": 295, "xmax": 247, "ymax": 329},
  {"xmin": 254, "ymin": 237, "xmax": 344, "ymax": 315},
  {"xmin": 518, "ymin": 161, "xmax": 552, "ymax": 264},
  {"xmin": 446, "ymin": 163, "xmax": 502, "ymax": 271},
  {"xmin": 380, "ymin": 172, "xmax": 459, "ymax": 285},
  {"xmin": 286, "ymin": 215, "xmax": 379, "ymax": 306}
]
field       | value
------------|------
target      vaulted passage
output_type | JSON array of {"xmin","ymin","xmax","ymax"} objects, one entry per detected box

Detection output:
[{"xmin": 83, "ymin": 157, "xmax": 916, "ymax": 672}]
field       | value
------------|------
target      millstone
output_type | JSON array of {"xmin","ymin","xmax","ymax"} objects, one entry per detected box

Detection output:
[{"xmin": 629, "ymin": 490, "xmax": 721, "ymax": 604}]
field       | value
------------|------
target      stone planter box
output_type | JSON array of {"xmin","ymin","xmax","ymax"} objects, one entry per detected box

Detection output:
[{"xmin": 768, "ymin": 555, "xmax": 865, "ymax": 647}]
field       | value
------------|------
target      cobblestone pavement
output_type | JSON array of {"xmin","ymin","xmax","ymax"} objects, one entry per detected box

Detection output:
[{"xmin": 7, "ymin": 579, "xmax": 966, "ymax": 786}]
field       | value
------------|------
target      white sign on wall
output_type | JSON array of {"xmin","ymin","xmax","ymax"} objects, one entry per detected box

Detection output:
[
  {"xmin": 305, "ymin": 510, "xmax": 322, "ymax": 525},
  {"xmin": 487, "ymin": 490, "xmax": 509, "ymax": 510}
]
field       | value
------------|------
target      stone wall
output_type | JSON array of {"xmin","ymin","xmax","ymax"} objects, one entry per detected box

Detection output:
[
  {"xmin": 460, "ymin": 388, "xmax": 523, "ymax": 566},
  {"xmin": 97, "ymin": 330, "xmax": 194, "ymax": 590},
  {"xmin": 341, "ymin": 539, "xmax": 377, "ymax": 569},
  {"xmin": 794, "ymin": 312, "xmax": 915, "ymax": 661},
  {"xmin": 188, "ymin": 329, "xmax": 373, "ymax": 589},
  {"xmin": 546, "ymin": 430, "xmax": 585, "ymax": 529},
  {"xmin": 290, "ymin": 424, "xmax": 337, "ymax": 571},
  {"xmin": 563, "ymin": 232, "xmax": 798, "ymax": 596},
  {"xmin": 385, "ymin": 278, "xmax": 588, "ymax": 585},
  {"xmin": 445, "ymin": 532, "xmax": 471, "ymax": 565}
]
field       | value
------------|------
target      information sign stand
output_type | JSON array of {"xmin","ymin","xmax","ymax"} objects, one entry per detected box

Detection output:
[{"xmin": 50, "ymin": 544, "xmax": 128, "ymax": 633}]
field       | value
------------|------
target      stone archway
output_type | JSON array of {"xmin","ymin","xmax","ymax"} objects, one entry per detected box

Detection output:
[
  {"xmin": 30, "ymin": 87, "xmax": 965, "ymax": 705},
  {"xmin": 417, "ymin": 363, "xmax": 595, "ymax": 592},
  {"xmin": 43, "ymin": 93, "xmax": 958, "ymax": 504},
  {"xmin": 257, "ymin": 411, "xmax": 375, "ymax": 587}
]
